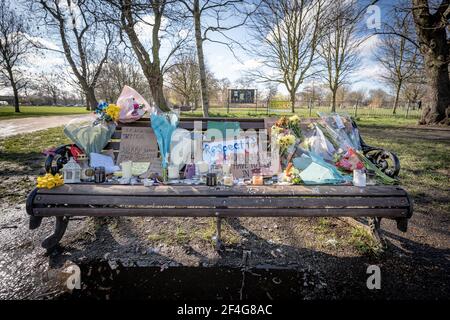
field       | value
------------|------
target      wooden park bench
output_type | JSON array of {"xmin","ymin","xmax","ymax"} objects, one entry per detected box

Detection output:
[{"xmin": 26, "ymin": 117, "xmax": 413, "ymax": 253}]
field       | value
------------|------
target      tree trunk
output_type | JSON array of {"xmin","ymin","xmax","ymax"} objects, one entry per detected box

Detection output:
[
  {"xmin": 150, "ymin": 77, "xmax": 168, "ymax": 112},
  {"xmin": 412, "ymin": 0, "xmax": 450, "ymax": 125},
  {"xmin": 419, "ymin": 62, "xmax": 450, "ymax": 125},
  {"xmin": 331, "ymin": 89, "xmax": 337, "ymax": 113},
  {"xmin": 85, "ymin": 86, "xmax": 98, "ymax": 111},
  {"xmin": 393, "ymin": 83, "xmax": 402, "ymax": 115},
  {"xmin": 290, "ymin": 90, "xmax": 296, "ymax": 113},
  {"xmin": 11, "ymin": 82, "xmax": 20, "ymax": 113},
  {"xmin": 194, "ymin": 0, "xmax": 209, "ymax": 117}
]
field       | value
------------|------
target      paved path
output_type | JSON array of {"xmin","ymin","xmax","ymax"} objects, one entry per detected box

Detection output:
[{"xmin": 0, "ymin": 114, "xmax": 93, "ymax": 138}]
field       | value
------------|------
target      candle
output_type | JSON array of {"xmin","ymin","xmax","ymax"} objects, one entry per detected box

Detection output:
[
  {"xmin": 168, "ymin": 165, "xmax": 179, "ymax": 180},
  {"xmin": 353, "ymin": 169, "xmax": 366, "ymax": 187},
  {"xmin": 223, "ymin": 174, "xmax": 234, "ymax": 186},
  {"xmin": 252, "ymin": 168, "xmax": 263, "ymax": 185},
  {"xmin": 197, "ymin": 162, "xmax": 209, "ymax": 175},
  {"xmin": 222, "ymin": 163, "xmax": 231, "ymax": 175},
  {"xmin": 121, "ymin": 161, "xmax": 133, "ymax": 179},
  {"xmin": 252, "ymin": 175, "xmax": 263, "ymax": 185}
]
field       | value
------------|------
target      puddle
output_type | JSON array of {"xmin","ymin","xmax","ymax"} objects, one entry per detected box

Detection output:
[{"xmin": 57, "ymin": 261, "xmax": 323, "ymax": 300}]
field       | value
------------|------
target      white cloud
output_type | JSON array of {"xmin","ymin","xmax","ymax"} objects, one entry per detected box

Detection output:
[
  {"xmin": 358, "ymin": 34, "xmax": 381, "ymax": 57},
  {"xmin": 232, "ymin": 58, "xmax": 262, "ymax": 71}
]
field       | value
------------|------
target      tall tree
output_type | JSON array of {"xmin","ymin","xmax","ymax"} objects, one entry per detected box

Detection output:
[
  {"xmin": 411, "ymin": 0, "xmax": 449, "ymax": 125},
  {"xmin": 319, "ymin": 0, "xmax": 361, "ymax": 112},
  {"xmin": 0, "ymin": 0, "xmax": 31, "ymax": 113},
  {"xmin": 32, "ymin": 0, "xmax": 114, "ymax": 110},
  {"xmin": 166, "ymin": 50, "xmax": 201, "ymax": 108},
  {"xmin": 178, "ymin": 0, "xmax": 253, "ymax": 117},
  {"xmin": 99, "ymin": 0, "xmax": 186, "ymax": 112},
  {"xmin": 248, "ymin": 0, "xmax": 329, "ymax": 113},
  {"xmin": 377, "ymin": 7, "xmax": 421, "ymax": 114},
  {"xmin": 96, "ymin": 51, "xmax": 150, "ymax": 102}
]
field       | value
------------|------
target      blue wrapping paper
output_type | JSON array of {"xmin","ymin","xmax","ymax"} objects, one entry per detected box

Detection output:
[{"xmin": 150, "ymin": 113, "xmax": 178, "ymax": 169}]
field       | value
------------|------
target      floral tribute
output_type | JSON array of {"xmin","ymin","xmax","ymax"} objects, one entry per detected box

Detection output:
[
  {"xmin": 96, "ymin": 102, "xmax": 121, "ymax": 123},
  {"xmin": 37, "ymin": 173, "xmax": 64, "ymax": 189}
]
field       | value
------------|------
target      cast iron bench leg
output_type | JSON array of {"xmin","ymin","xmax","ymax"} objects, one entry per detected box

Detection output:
[
  {"xmin": 368, "ymin": 217, "xmax": 386, "ymax": 249},
  {"xmin": 42, "ymin": 216, "xmax": 69, "ymax": 253},
  {"xmin": 214, "ymin": 214, "xmax": 224, "ymax": 251}
]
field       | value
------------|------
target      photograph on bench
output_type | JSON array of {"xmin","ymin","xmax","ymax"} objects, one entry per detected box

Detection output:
[{"xmin": 1, "ymin": 0, "xmax": 448, "ymax": 306}]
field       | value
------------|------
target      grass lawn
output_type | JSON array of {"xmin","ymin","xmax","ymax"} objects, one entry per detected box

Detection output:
[
  {"xmin": 0, "ymin": 106, "xmax": 90, "ymax": 120},
  {"xmin": 181, "ymin": 110, "xmax": 421, "ymax": 128}
]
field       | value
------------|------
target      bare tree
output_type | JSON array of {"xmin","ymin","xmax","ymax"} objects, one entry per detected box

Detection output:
[
  {"xmin": 96, "ymin": 51, "xmax": 150, "ymax": 102},
  {"xmin": 38, "ymin": 72, "xmax": 62, "ymax": 105},
  {"xmin": 98, "ymin": 0, "xmax": 187, "ymax": 112},
  {"xmin": 319, "ymin": 0, "xmax": 361, "ymax": 112},
  {"xmin": 31, "ymin": 0, "xmax": 114, "ymax": 110},
  {"xmin": 382, "ymin": 1, "xmax": 449, "ymax": 124},
  {"xmin": 368, "ymin": 88, "xmax": 393, "ymax": 108},
  {"xmin": 177, "ymin": 0, "xmax": 254, "ymax": 117},
  {"xmin": 248, "ymin": 0, "xmax": 329, "ymax": 113},
  {"xmin": 376, "ymin": 7, "xmax": 421, "ymax": 114},
  {"xmin": 165, "ymin": 50, "xmax": 200, "ymax": 108},
  {"xmin": 0, "ymin": 0, "xmax": 31, "ymax": 113},
  {"xmin": 411, "ymin": 0, "xmax": 449, "ymax": 125}
]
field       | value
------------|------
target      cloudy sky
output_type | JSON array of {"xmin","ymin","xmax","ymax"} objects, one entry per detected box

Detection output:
[{"xmin": 1, "ymin": 0, "xmax": 394, "ymax": 97}]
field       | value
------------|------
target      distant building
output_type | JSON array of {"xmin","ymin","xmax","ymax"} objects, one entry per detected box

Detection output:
[{"xmin": 0, "ymin": 96, "xmax": 14, "ymax": 105}]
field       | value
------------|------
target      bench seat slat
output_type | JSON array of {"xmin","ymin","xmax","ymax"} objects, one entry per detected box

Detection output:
[
  {"xmin": 34, "ymin": 194, "xmax": 410, "ymax": 208},
  {"xmin": 35, "ymin": 184, "xmax": 408, "ymax": 197},
  {"xmin": 32, "ymin": 207, "xmax": 408, "ymax": 218}
]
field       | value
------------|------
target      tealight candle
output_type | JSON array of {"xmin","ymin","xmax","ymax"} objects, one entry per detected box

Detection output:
[{"xmin": 223, "ymin": 174, "xmax": 234, "ymax": 186}]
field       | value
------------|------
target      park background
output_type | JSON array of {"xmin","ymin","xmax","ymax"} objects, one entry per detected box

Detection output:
[{"xmin": 0, "ymin": 0, "xmax": 448, "ymax": 299}]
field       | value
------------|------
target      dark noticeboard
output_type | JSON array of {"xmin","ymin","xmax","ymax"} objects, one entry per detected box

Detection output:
[{"xmin": 230, "ymin": 89, "xmax": 256, "ymax": 104}]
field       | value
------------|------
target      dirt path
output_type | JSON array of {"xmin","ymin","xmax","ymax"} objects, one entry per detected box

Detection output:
[{"xmin": 0, "ymin": 114, "xmax": 93, "ymax": 138}]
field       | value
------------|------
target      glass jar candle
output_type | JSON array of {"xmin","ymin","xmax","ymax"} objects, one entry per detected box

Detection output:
[
  {"xmin": 222, "ymin": 163, "xmax": 231, "ymax": 175},
  {"xmin": 206, "ymin": 173, "xmax": 217, "ymax": 186},
  {"xmin": 168, "ymin": 165, "xmax": 179, "ymax": 180},
  {"xmin": 252, "ymin": 168, "xmax": 263, "ymax": 185},
  {"xmin": 121, "ymin": 161, "xmax": 133, "ymax": 179},
  {"xmin": 353, "ymin": 169, "xmax": 366, "ymax": 187}
]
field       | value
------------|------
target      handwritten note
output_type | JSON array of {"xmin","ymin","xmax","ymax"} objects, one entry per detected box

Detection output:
[
  {"xmin": 231, "ymin": 159, "xmax": 276, "ymax": 179},
  {"xmin": 117, "ymin": 127, "xmax": 159, "ymax": 165}
]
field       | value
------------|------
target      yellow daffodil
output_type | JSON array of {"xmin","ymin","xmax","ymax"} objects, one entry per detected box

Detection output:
[
  {"xmin": 37, "ymin": 173, "xmax": 64, "ymax": 189},
  {"xmin": 105, "ymin": 104, "xmax": 121, "ymax": 122},
  {"xmin": 289, "ymin": 115, "xmax": 300, "ymax": 124},
  {"xmin": 278, "ymin": 134, "xmax": 296, "ymax": 148}
]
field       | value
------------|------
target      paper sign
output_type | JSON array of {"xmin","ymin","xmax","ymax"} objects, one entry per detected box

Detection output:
[
  {"xmin": 117, "ymin": 126, "xmax": 160, "ymax": 165},
  {"xmin": 202, "ymin": 136, "xmax": 258, "ymax": 164},
  {"xmin": 231, "ymin": 160, "xmax": 275, "ymax": 179}
]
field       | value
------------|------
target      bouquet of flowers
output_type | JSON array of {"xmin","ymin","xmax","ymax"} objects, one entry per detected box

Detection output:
[
  {"xmin": 37, "ymin": 173, "xmax": 64, "ymax": 189},
  {"xmin": 335, "ymin": 148, "xmax": 364, "ymax": 172},
  {"xmin": 95, "ymin": 101, "xmax": 121, "ymax": 123},
  {"xmin": 272, "ymin": 115, "xmax": 304, "ymax": 155}
]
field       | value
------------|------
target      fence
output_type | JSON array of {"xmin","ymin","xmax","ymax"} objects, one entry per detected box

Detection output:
[{"xmin": 206, "ymin": 99, "xmax": 422, "ymax": 119}]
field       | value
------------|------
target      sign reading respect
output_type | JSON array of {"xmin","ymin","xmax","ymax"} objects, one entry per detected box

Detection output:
[{"xmin": 202, "ymin": 136, "xmax": 258, "ymax": 164}]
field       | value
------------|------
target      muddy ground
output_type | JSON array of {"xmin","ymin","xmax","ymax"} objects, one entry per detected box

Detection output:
[{"xmin": 0, "ymin": 126, "xmax": 448, "ymax": 300}]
